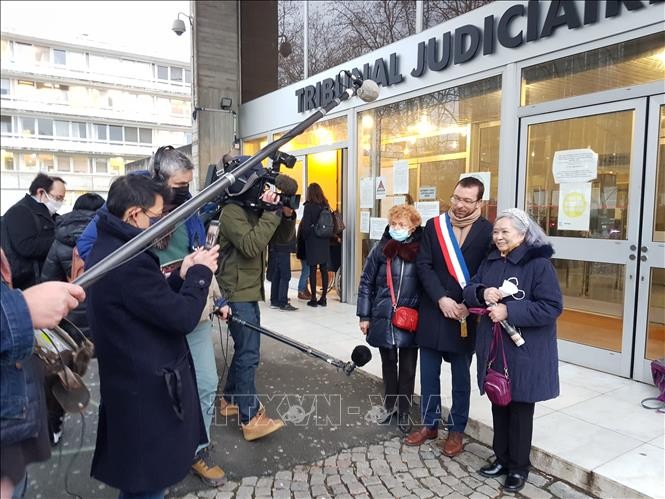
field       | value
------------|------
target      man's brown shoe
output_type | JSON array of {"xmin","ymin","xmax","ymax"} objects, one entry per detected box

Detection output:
[
  {"xmin": 241, "ymin": 412, "xmax": 285, "ymax": 441},
  {"xmin": 191, "ymin": 448, "xmax": 225, "ymax": 486},
  {"xmin": 441, "ymin": 431, "xmax": 464, "ymax": 457},
  {"xmin": 298, "ymin": 290, "xmax": 311, "ymax": 300},
  {"xmin": 404, "ymin": 426, "xmax": 438, "ymax": 446},
  {"xmin": 219, "ymin": 398, "xmax": 238, "ymax": 417}
]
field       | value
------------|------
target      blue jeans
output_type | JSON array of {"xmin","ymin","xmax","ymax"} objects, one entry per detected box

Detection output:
[
  {"xmin": 118, "ymin": 491, "xmax": 164, "ymax": 499},
  {"xmin": 186, "ymin": 320, "xmax": 218, "ymax": 454},
  {"xmin": 269, "ymin": 249, "xmax": 291, "ymax": 307},
  {"xmin": 419, "ymin": 347, "xmax": 472, "ymax": 432},
  {"xmin": 11, "ymin": 473, "xmax": 27, "ymax": 499},
  {"xmin": 223, "ymin": 302, "xmax": 261, "ymax": 424},
  {"xmin": 297, "ymin": 259, "xmax": 310, "ymax": 292}
]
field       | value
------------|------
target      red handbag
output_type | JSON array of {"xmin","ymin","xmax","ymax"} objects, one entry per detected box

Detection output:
[
  {"xmin": 484, "ymin": 323, "xmax": 512, "ymax": 407},
  {"xmin": 386, "ymin": 258, "xmax": 419, "ymax": 333}
]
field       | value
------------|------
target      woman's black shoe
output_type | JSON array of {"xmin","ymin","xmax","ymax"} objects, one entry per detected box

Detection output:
[
  {"xmin": 317, "ymin": 297, "xmax": 327, "ymax": 306},
  {"xmin": 307, "ymin": 300, "xmax": 318, "ymax": 307},
  {"xmin": 479, "ymin": 461, "xmax": 508, "ymax": 478},
  {"xmin": 397, "ymin": 412, "xmax": 412, "ymax": 434},
  {"xmin": 504, "ymin": 473, "xmax": 526, "ymax": 492}
]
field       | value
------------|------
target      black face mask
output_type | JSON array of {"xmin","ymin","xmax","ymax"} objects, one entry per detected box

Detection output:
[{"xmin": 171, "ymin": 186, "xmax": 190, "ymax": 207}]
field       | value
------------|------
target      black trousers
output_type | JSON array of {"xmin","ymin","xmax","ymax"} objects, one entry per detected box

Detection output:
[
  {"xmin": 491, "ymin": 401, "xmax": 535, "ymax": 476},
  {"xmin": 309, "ymin": 263, "xmax": 328, "ymax": 300},
  {"xmin": 379, "ymin": 347, "xmax": 418, "ymax": 414}
]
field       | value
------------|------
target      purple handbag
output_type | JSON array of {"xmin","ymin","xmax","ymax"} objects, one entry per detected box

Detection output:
[{"xmin": 484, "ymin": 323, "xmax": 512, "ymax": 407}]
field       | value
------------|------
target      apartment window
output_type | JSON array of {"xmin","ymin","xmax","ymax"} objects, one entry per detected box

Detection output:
[
  {"xmin": 19, "ymin": 117, "xmax": 35, "ymax": 136},
  {"xmin": 22, "ymin": 153, "xmax": 38, "ymax": 171},
  {"xmin": 72, "ymin": 156, "xmax": 89, "ymax": 173},
  {"xmin": 95, "ymin": 158, "xmax": 108, "ymax": 173},
  {"xmin": 15, "ymin": 80, "xmax": 36, "ymax": 100},
  {"xmin": 53, "ymin": 49, "xmax": 66, "ymax": 65},
  {"xmin": 1, "ymin": 116, "xmax": 11, "ymax": 134},
  {"xmin": 95, "ymin": 123, "xmax": 107, "ymax": 140},
  {"xmin": 124, "ymin": 127, "xmax": 138, "ymax": 143},
  {"xmin": 37, "ymin": 118, "xmax": 53, "ymax": 136},
  {"xmin": 170, "ymin": 66, "xmax": 183, "ymax": 82},
  {"xmin": 184, "ymin": 69, "xmax": 192, "ymax": 84},
  {"xmin": 54, "ymin": 120, "xmax": 70, "ymax": 137},
  {"xmin": 14, "ymin": 43, "xmax": 32, "ymax": 63},
  {"xmin": 56, "ymin": 155, "xmax": 71, "ymax": 172},
  {"xmin": 139, "ymin": 128, "xmax": 152, "ymax": 144},
  {"xmin": 157, "ymin": 65, "xmax": 169, "ymax": 80},
  {"xmin": 34, "ymin": 46, "xmax": 50, "ymax": 64},
  {"xmin": 39, "ymin": 153, "xmax": 55, "ymax": 172},
  {"xmin": 1, "ymin": 150, "xmax": 15, "ymax": 170},
  {"xmin": 72, "ymin": 122, "xmax": 87, "ymax": 138},
  {"xmin": 109, "ymin": 125, "xmax": 123, "ymax": 142},
  {"xmin": 0, "ymin": 79, "xmax": 9, "ymax": 96}
]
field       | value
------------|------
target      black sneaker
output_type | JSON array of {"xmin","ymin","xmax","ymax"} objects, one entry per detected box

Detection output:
[
  {"xmin": 280, "ymin": 303, "xmax": 298, "ymax": 311},
  {"xmin": 317, "ymin": 297, "xmax": 327, "ymax": 306},
  {"xmin": 307, "ymin": 300, "xmax": 318, "ymax": 307}
]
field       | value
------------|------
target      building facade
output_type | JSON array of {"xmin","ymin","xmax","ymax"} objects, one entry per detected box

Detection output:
[
  {"xmin": 237, "ymin": 0, "xmax": 665, "ymax": 383},
  {"xmin": 0, "ymin": 32, "xmax": 192, "ymax": 213}
]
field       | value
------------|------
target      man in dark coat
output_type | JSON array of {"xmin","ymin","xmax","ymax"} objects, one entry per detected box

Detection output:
[
  {"xmin": 86, "ymin": 175, "xmax": 218, "ymax": 496},
  {"xmin": 405, "ymin": 177, "xmax": 492, "ymax": 458},
  {"xmin": 1, "ymin": 173, "xmax": 66, "ymax": 290}
]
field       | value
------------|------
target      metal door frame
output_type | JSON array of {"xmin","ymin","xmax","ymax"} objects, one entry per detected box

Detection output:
[
  {"xmin": 633, "ymin": 94, "xmax": 665, "ymax": 383},
  {"xmin": 517, "ymin": 99, "xmax": 648, "ymax": 377}
]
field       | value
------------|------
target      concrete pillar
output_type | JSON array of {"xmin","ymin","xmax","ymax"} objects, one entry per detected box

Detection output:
[{"xmin": 192, "ymin": 0, "xmax": 240, "ymax": 189}]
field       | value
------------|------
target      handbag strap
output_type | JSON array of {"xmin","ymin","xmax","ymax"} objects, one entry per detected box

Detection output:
[
  {"xmin": 386, "ymin": 258, "xmax": 405, "ymax": 311},
  {"xmin": 487, "ymin": 322, "xmax": 509, "ymax": 378}
]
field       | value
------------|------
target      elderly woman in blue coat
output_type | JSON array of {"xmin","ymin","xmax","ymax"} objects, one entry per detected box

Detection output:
[
  {"xmin": 463, "ymin": 208, "xmax": 562, "ymax": 493},
  {"xmin": 357, "ymin": 204, "xmax": 423, "ymax": 434}
]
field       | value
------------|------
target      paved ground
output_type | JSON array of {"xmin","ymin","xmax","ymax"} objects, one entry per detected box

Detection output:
[{"xmin": 24, "ymin": 320, "xmax": 596, "ymax": 499}]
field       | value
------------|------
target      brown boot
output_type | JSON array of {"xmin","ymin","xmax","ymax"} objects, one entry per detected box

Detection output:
[
  {"xmin": 191, "ymin": 447, "xmax": 226, "ymax": 486},
  {"xmin": 441, "ymin": 431, "xmax": 464, "ymax": 457},
  {"xmin": 241, "ymin": 411, "xmax": 285, "ymax": 441},
  {"xmin": 298, "ymin": 290, "xmax": 311, "ymax": 300},
  {"xmin": 219, "ymin": 398, "xmax": 238, "ymax": 417},
  {"xmin": 404, "ymin": 426, "xmax": 438, "ymax": 446}
]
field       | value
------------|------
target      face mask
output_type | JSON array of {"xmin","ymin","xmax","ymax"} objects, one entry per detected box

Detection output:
[
  {"xmin": 389, "ymin": 227, "xmax": 410, "ymax": 242},
  {"xmin": 171, "ymin": 186, "xmax": 190, "ymax": 207},
  {"xmin": 498, "ymin": 277, "xmax": 526, "ymax": 300},
  {"xmin": 43, "ymin": 193, "xmax": 63, "ymax": 215}
]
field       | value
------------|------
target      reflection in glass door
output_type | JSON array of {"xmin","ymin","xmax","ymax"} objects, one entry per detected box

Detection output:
[
  {"xmin": 634, "ymin": 96, "xmax": 665, "ymax": 383},
  {"xmin": 518, "ymin": 99, "xmax": 648, "ymax": 377}
]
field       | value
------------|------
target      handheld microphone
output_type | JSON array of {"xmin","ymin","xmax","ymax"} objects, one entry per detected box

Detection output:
[
  {"xmin": 342, "ymin": 70, "xmax": 379, "ymax": 103},
  {"xmin": 343, "ymin": 345, "xmax": 372, "ymax": 375}
]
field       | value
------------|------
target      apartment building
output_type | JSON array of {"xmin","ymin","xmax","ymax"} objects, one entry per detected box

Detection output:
[{"xmin": 0, "ymin": 32, "xmax": 192, "ymax": 213}]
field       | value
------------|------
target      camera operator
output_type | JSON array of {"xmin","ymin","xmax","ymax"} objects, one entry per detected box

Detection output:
[{"xmin": 216, "ymin": 158, "xmax": 293, "ymax": 441}]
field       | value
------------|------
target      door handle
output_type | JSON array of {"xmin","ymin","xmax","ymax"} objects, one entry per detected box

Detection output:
[
  {"xmin": 640, "ymin": 255, "xmax": 647, "ymax": 262},
  {"xmin": 641, "ymin": 246, "xmax": 648, "ymax": 253}
]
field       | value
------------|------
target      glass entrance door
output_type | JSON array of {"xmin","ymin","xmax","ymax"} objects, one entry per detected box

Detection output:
[
  {"xmin": 518, "ymin": 98, "xmax": 651, "ymax": 377},
  {"xmin": 634, "ymin": 95, "xmax": 665, "ymax": 383}
]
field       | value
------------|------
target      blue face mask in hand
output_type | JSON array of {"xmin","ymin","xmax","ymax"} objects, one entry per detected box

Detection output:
[{"xmin": 389, "ymin": 227, "xmax": 410, "ymax": 242}]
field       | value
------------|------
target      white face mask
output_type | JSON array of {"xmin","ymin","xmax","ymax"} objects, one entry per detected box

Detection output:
[
  {"xmin": 499, "ymin": 277, "xmax": 525, "ymax": 300},
  {"xmin": 43, "ymin": 192, "xmax": 63, "ymax": 214}
]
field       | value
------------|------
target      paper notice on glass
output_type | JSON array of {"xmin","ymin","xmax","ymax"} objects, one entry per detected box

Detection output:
[
  {"xmin": 369, "ymin": 217, "xmax": 388, "ymax": 240},
  {"xmin": 360, "ymin": 211, "xmax": 370, "ymax": 233},
  {"xmin": 415, "ymin": 201, "xmax": 440, "ymax": 226},
  {"xmin": 375, "ymin": 176, "xmax": 387, "ymax": 199},
  {"xmin": 360, "ymin": 177, "xmax": 374, "ymax": 208},
  {"xmin": 393, "ymin": 195, "xmax": 406, "ymax": 206},
  {"xmin": 393, "ymin": 160, "xmax": 409, "ymax": 194},
  {"xmin": 419, "ymin": 186, "xmax": 436, "ymax": 200},
  {"xmin": 552, "ymin": 149, "xmax": 598, "ymax": 184},
  {"xmin": 558, "ymin": 182, "xmax": 591, "ymax": 231},
  {"xmin": 459, "ymin": 172, "xmax": 491, "ymax": 200}
]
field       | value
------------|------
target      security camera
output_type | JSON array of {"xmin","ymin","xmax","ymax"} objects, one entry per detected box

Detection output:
[{"xmin": 172, "ymin": 18, "xmax": 187, "ymax": 36}]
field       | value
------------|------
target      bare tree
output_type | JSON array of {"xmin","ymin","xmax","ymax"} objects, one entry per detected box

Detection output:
[{"xmin": 423, "ymin": 0, "xmax": 494, "ymax": 28}]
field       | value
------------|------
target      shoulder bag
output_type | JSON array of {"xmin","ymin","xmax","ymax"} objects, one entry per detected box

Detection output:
[
  {"xmin": 484, "ymin": 322, "xmax": 512, "ymax": 406},
  {"xmin": 386, "ymin": 257, "xmax": 419, "ymax": 333}
]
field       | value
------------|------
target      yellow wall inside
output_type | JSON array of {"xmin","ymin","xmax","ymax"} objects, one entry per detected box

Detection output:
[{"xmin": 307, "ymin": 150, "xmax": 339, "ymax": 210}]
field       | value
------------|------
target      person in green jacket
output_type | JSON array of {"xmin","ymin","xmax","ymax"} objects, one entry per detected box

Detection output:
[{"xmin": 216, "ymin": 162, "xmax": 292, "ymax": 441}]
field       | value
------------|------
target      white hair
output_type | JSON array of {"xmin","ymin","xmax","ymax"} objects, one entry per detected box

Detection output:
[
  {"xmin": 148, "ymin": 147, "xmax": 193, "ymax": 180},
  {"xmin": 496, "ymin": 208, "xmax": 550, "ymax": 248}
]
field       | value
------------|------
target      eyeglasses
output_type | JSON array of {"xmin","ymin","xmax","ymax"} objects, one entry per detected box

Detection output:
[
  {"xmin": 45, "ymin": 191, "xmax": 65, "ymax": 202},
  {"xmin": 450, "ymin": 195, "xmax": 479, "ymax": 206}
]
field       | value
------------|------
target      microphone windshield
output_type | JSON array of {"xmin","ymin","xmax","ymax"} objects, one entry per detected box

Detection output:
[
  {"xmin": 351, "ymin": 345, "xmax": 372, "ymax": 367},
  {"xmin": 274, "ymin": 173, "xmax": 299, "ymax": 196},
  {"xmin": 357, "ymin": 80, "xmax": 379, "ymax": 102}
]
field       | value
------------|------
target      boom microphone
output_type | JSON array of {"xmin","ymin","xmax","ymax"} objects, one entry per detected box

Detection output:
[
  {"xmin": 274, "ymin": 173, "xmax": 299, "ymax": 196},
  {"xmin": 343, "ymin": 345, "xmax": 372, "ymax": 375},
  {"xmin": 342, "ymin": 70, "xmax": 379, "ymax": 103}
]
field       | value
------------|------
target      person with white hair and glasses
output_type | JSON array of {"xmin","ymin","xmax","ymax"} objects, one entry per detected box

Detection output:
[{"xmin": 463, "ymin": 208, "xmax": 562, "ymax": 493}]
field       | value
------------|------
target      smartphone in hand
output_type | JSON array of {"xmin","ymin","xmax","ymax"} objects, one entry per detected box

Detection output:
[{"xmin": 205, "ymin": 221, "xmax": 220, "ymax": 250}]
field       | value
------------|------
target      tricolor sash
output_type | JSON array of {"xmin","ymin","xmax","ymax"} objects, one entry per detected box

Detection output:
[{"xmin": 433, "ymin": 213, "xmax": 470, "ymax": 289}]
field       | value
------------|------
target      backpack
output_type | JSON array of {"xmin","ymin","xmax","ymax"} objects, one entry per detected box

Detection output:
[
  {"xmin": 313, "ymin": 207, "xmax": 334, "ymax": 238},
  {"xmin": 332, "ymin": 210, "xmax": 345, "ymax": 236},
  {"xmin": 68, "ymin": 246, "xmax": 85, "ymax": 282}
]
